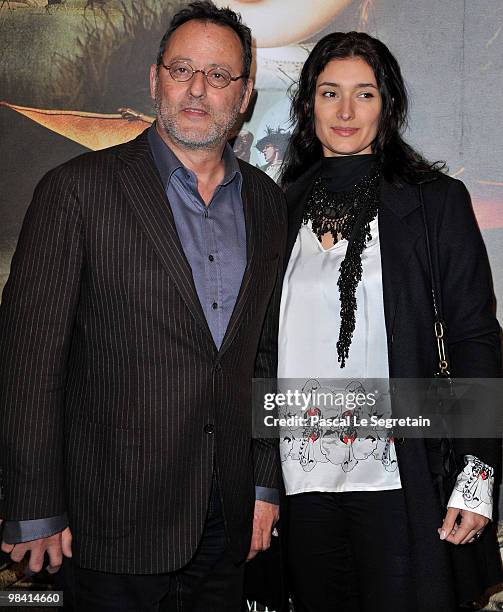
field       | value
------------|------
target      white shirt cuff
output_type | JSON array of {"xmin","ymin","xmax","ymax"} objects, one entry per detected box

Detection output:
[{"xmin": 447, "ymin": 454, "xmax": 494, "ymax": 520}]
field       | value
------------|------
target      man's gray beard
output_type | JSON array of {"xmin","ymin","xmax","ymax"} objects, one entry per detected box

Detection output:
[{"xmin": 155, "ymin": 94, "xmax": 242, "ymax": 151}]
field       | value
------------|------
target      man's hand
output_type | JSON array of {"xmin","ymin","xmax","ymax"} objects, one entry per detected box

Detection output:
[
  {"xmin": 438, "ymin": 508, "xmax": 489, "ymax": 545},
  {"xmin": 247, "ymin": 500, "xmax": 279, "ymax": 561},
  {"xmin": 1, "ymin": 527, "xmax": 72, "ymax": 574}
]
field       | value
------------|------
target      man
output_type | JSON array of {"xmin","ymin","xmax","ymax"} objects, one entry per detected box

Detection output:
[
  {"xmin": 0, "ymin": 2, "xmax": 285, "ymax": 609},
  {"xmin": 255, "ymin": 127, "xmax": 290, "ymax": 182}
]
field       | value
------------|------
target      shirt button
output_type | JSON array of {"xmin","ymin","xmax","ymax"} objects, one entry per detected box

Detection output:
[
  {"xmin": 208, "ymin": 254, "xmax": 214, "ymax": 262},
  {"xmin": 212, "ymin": 302, "xmax": 218, "ymax": 310},
  {"xmin": 204, "ymin": 423, "xmax": 214, "ymax": 434}
]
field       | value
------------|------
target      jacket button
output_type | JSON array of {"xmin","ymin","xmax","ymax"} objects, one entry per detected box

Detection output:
[
  {"xmin": 204, "ymin": 423, "xmax": 214, "ymax": 434},
  {"xmin": 214, "ymin": 363, "xmax": 222, "ymax": 373}
]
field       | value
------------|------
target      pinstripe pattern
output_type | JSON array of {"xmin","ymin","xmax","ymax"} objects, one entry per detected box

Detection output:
[{"xmin": 0, "ymin": 129, "xmax": 287, "ymax": 573}]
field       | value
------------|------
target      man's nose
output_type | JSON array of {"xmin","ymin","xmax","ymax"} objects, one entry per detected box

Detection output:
[{"xmin": 188, "ymin": 70, "xmax": 207, "ymax": 98}]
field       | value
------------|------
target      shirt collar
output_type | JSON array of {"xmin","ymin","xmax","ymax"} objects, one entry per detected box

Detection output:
[{"xmin": 147, "ymin": 123, "xmax": 241, "ymax": 190}]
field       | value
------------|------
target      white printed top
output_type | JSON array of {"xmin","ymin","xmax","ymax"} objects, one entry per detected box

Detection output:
[
  {"xmin": 278, "ymin": 218, "xmax": 494, "ymax": 520},
  {"xmin": 278, "ymin": 218, "xmax": 402, "ymax": 494}
]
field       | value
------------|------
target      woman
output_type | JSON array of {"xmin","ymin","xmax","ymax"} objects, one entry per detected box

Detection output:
[{"xmin": 278, "ymin": 31, "xmax": 502, "ymax": 612}]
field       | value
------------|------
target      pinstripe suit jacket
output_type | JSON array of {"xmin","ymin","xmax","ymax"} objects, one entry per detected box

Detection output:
[{"xmin": 0, "ymin": 129, "xmax": 287, "ymax": 573}]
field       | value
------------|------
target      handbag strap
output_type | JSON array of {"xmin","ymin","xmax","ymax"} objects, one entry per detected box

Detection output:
[{"xmin": 418, "ymin": 184, "xmax": 451, "ymax": 376}]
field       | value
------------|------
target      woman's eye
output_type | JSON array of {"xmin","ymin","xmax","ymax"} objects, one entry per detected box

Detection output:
[
  {"xmin": 322, "ymin": 91, "xmax": 337, "ymax": 98},
  {"xmin": 358, "ymin": 92, "xmax": 374, "ymax": 99}
]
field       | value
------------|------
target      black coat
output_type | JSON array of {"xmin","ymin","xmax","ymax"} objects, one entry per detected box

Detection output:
[
  {"xmin": 0, "ymin": 130, "xmax": 287, "ymax": 574},
  {"xmin": 284, "ymin": 161, "xmax": 502, "ymax": 611}
]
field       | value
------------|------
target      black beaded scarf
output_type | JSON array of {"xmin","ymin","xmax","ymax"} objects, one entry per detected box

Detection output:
[{"xmin": 302, "ymin": 155, "xmax": 381, "ymax": 368}]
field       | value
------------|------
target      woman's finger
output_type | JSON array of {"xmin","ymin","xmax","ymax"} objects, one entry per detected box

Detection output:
[
  {"xmin": 459, "ymin": 528, "xmax": 480, "ymax": 545},
  {"xmin": 439, "ymin": 507, "xmax": 460, "ymax": 540}
]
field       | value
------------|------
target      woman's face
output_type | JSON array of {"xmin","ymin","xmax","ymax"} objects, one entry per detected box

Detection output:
[{"xmin": 314, "ymin": 56, "xmax": 382, "ymax": 157}]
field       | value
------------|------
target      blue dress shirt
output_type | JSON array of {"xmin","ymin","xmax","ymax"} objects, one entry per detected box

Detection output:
[{"xmin": 147, "ymin": 126, "xmax": 246, "ymax": 350}]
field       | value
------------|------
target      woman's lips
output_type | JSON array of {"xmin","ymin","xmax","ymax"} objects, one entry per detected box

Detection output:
[{"xmin": 331, "ymin": 127, "xmax": 359, "ymax": 136}]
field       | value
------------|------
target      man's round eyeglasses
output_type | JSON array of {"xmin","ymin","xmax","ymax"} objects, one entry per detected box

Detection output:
[{"xmin": 162, "ymin": 60, "xmax": 245, "ymax": 89}]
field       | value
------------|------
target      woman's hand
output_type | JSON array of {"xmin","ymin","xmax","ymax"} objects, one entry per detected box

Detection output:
[{"xmin": 438, "ymin": 508, "xmax": 489, "ymax": 545}]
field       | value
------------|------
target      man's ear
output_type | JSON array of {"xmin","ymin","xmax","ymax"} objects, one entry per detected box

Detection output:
[
  {"xmin": 149, "ymin": 64, "xmax": 158, "ymax": 101},
  {"xmin": 239, "ymin": 78, "xmax": 254, "ymax": 115}
]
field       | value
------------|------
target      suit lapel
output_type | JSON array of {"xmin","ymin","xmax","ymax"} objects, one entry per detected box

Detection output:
[
  {"xmin": 116, "ymin": 131, "xmax": 214, "ymax": 344},
  {"xmin": 218, "ymin": 163, "xmax": 258, "ymax": 356}
]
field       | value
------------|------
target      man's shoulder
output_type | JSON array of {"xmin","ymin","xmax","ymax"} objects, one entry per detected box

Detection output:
[
  {"xmin": 40, "ymin": 132, "xmax": 147, "ymax": 185},
  {"xmin": 237, "ymin": 158, "xmax": 287, "ymax": 232},
  {"xmin": 237, "ymin": 157, "xmax": 283, "ymax": 194}
]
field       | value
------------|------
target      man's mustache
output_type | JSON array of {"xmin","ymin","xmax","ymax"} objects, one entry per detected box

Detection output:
[
  {"xmin": 180, "ymin": 98, "xmax": 211, "ymax": 114},
  {"xmin": 154, "ymin": 89, "xmax": 212, "ymax": 116}
]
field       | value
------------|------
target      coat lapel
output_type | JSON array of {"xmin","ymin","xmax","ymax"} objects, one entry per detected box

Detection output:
[
  {"xmin": 284, "ymin": 160, "xmax": 322, "ymax": 269},
  {"xmin": 218, "ymin": 162, "xmax": 259, "ymax": 356},
  {"xmin": 116, "ymin": 130, "xmax": 214, "ymax": 344},
  {"xmin": 379, "ymin": 179, "xmax": 422, "ymax": 337}
]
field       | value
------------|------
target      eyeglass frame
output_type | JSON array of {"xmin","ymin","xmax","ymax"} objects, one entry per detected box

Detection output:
[{"xmin": 161, "ymin": 60, "xmax": 247, "ymax": 89}]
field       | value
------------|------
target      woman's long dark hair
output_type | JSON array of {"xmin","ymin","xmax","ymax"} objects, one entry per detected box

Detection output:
[{"xmin": 280, "ymin": 31, "xmax": 444, "ymax": 188}]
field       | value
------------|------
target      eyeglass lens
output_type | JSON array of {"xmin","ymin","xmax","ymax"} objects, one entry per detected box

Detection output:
[{"xmin": 168, "ymin": 61, "xmax": 232, "ymax": 88}]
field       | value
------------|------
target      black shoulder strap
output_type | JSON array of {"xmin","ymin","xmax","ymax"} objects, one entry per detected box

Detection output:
[{"xmin": 419, "ymin": 184, "xmax": 451, "ymax": 376}]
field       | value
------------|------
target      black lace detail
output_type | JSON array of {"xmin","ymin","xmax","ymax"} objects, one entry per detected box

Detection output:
[{"xmin": 302, "ymin": 164, "xmax": 381, "ymax": 367}]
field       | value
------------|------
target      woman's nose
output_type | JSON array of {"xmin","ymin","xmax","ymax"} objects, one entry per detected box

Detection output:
[{"xmin": 337, "ymin": 97, "xmax": 354, "ymax": 121}]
